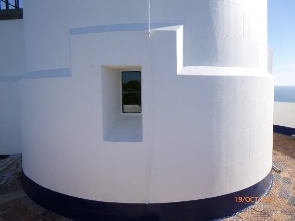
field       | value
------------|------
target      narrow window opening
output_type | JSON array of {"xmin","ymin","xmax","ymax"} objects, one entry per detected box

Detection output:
[{"xmin": 122, "ymin": 71, "xmax": 141, "ymax": 113}]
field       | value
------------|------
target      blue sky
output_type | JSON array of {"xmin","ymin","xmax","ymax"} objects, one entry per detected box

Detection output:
[
  {"xmin": 269, "ymin": 0, "xmax": 295, "ymax": 86},
  {"xmin": 0, "ymin": 0, "xmax": 22, "ymax": 8}
]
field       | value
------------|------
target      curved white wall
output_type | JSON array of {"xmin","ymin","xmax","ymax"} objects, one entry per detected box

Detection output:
[
  {"xmin": 21, "ymin": 0, "xmax": 273, "ymax": 204},
  {"xmin": 23, "ymin": 0, "xmax": 268, "ymax": 72},
  {"xmin": 0, "ymin": 19, "xmax": 24, "ymax": 155}
]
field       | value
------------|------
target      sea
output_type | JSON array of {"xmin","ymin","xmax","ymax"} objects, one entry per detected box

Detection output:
[{"xmin": 274, "ymin": 86, "xmax": 295, "ymax": 103}]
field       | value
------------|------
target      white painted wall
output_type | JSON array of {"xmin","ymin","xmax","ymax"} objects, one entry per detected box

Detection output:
[
  {"xmin": 274, "ymin": 102, "xmax": 295, "ymax": 129},
  {"xmin": 21, "ymin": 0, "xmax": 273, "ymax": 204},
  {"xmin": 101, "ymin": 67, "xmax": 121, "ymax": 140},
  {"xmin": 0, "ymin": 82, "xmax": 21, "ymax": 155},
  {"xmin": 0, "ymin": 19, "xmax": 24, "ymax": 155},
  {"xmin": 23, "ymin": 0, "xmax": 268, "ymax": 72},
  {"xmin": 0, "ymin": 20, "xmax": 25, "ymax": 77}
]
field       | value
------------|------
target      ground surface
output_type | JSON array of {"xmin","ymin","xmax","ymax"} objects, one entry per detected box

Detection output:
[
  {"xmin": 222, "ymin": 133, "xmax": 295, "ymax": 221},
  {"xmin": 0, "ymin": 133, "xmax": 294, "ymax": 221}
]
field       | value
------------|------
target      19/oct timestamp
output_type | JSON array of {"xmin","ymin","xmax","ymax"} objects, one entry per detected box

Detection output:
[{"xmin": 235, "ymin": 196, "xmax": 276, "ymax": 203}]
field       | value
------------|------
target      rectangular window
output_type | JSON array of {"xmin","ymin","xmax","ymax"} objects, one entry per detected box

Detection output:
[{"xmin": 122, "ymin": 71, "xmax": 141, "ymax": 113}]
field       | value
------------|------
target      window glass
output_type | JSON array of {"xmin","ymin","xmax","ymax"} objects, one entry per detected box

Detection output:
[{"xmin": 122, "ymin": 71, "xmax": 141, "ymax": 113}]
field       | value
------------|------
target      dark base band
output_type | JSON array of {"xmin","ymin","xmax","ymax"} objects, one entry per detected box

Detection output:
[
  {"xmin": 274, "ymin": 125, "xmax": 295, "ymax": 136},
  {"xmin": 0, "ymin": 155, "xmax": 9, "ymax": 159},
  {"xmin": 22, "ymin": 171, "xmax": 272, "ymax": 221}
]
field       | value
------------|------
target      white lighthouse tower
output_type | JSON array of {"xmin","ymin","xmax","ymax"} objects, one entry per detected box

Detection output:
[{"xmin": 21, "ymin": 1, "xmax": 273, "ymax": 220}]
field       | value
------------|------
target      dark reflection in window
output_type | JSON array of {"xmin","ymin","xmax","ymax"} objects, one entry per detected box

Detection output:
[{"xmin": 122, "ymin": 71, "xmax": 141, "ymax": 113}]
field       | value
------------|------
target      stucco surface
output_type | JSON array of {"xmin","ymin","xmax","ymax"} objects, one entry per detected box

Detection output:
[
  {"xmin": 20, "ymin": 0, "xmax": 273, "ymax": 204},
  {"xmin": 0, "ymin": 19, "xmax": 24, "ymax": 155}
]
